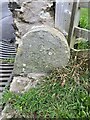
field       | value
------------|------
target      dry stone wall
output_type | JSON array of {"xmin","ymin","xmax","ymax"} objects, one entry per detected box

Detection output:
[
  {"xmin": 9, "ymin": 0, "xmax": 70, "ymax": 75},
  {"xmin": 9, "ymin": 0, "xmax": 70, "ymax": 88},
  {"xmin": 0, "ymin": 0, "xmax": 70, "ymax": 118},
  {"xmin": 7, "ymin": 0, "xmax": 70, "ymax": 91},
  {"xmin": 9, "ymin": 0, "xmax": 54, "ymax": 37}
]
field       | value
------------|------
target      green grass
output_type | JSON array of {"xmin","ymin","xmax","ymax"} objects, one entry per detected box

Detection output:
[
  {"xmin": 0, "ymin": 58, "xmax": 15, "ymax": 64},
  {"xmin": 80, "ymin": 8, "xmax": 90, "ymax": 30},
  {"xmin": 2, "ymin": 57, "xmax": 90, "ymax": 119},
  {"xmin": 74, "ymin": 8, "xmax": 90, "ymax": 49}
]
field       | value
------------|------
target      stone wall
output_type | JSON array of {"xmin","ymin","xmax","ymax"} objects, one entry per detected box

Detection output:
[
  {"xmin": 9, "ymin": 0, "xmax": 70, "ymax": 89},
  {"xmin": 0, "ymin": 0, "xmax": 70, "ymax": 119},
  {"xmin": 9, "ymin": 0, "xmax": 55, "ymax": 40},
  {"xmin": 9, "ymin": 0, "xmax": 70, "ymax": 74}
]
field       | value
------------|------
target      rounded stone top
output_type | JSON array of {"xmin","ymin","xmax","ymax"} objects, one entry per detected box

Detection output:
[{"xmin": 14, "ymin": 26, "xmax": 70, "ymax": 75}]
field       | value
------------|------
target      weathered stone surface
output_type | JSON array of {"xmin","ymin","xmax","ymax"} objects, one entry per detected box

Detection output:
[
  {"xmin": 0, "ymin": 104, "xmax": 23, "ymax": 119},
  {"xmin": 10, "ymin": 73, "xmax": 46, "ymax": 93},
  {"xmin": 0, "ymin": 104, "xmax": 16, "ymax": 119},
  {"xmin": 13, "ymin": 26, "xmax": 70, "ymax": 75},
  {"xmin": 11, "ymin": 0, "xmax": 54, "ymax": 37},
  {"xmin": 10, "ymin": 76, "xmax": 30, "ymax": 93}
]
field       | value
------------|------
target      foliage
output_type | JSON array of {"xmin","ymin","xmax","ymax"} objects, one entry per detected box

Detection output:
[
  {"xmin": 80, "ymin": 8, "xmax": 90, "ymax": 30},
  {"xmin": 2, "ymin": 56, "xmax": 90, "ymax": 119},
  {"xmin": 74, "ymin": 39, "xmax": 90, "ymax": 50},
  {"xmin": 77, "ymin": 41, "xmax": 89, "ymax": 49}
]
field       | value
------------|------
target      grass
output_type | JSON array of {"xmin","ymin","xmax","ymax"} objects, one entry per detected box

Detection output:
[
  {"xmin": 0, "ymin": 58, "xmax": 15, "ymax": 64},
  {"xmin": 74, "ymin": 8, "xmax": 90, "ymax": 50},
  {"xmin": 2, "ymin": 55, "xmax": 90, "ymax": 119},
  {"xmin": 80, "ymin": 8, "xmax": 90, "ymax": 30}
]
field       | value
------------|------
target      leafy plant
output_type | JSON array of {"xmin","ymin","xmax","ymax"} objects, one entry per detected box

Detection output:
[
  {"xmin": 77, "ymin": 41, "xmax": 89, "ymax": 49},
  {"xmin": 74, "ymin": 39, "xmax": 90, "ymax": 49}
]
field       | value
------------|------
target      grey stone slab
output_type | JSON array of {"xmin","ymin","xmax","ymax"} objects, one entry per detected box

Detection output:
[{"xmin": 14, "ymin": 26, "xmax": 70, "ymax": 75}]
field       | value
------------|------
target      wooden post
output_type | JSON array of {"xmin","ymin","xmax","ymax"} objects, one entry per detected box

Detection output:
[
  {"xmin": 68, "ymin": 0, "xmax": 80, "ymax": 47},
  {"xmin": 55, "ymin": 0, "xmax": 80, "ymax": 47}
]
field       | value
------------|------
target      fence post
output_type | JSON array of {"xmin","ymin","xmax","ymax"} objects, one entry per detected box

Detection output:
[
  {"xmin": 55, "ymin": 0, "xmax": 74, "ymax": 36},
  {"xmin": 68, "ymin": 0, "xmax": 80, "ymax": 48},
  {"xmin": 55, "ymin": 0, "xmax": 80, "ymax": 48}
]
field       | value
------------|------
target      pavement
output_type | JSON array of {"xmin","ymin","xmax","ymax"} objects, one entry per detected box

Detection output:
[{"xmin": 0, "ymin": 0, "xmax": 15, "ymax": 42}]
